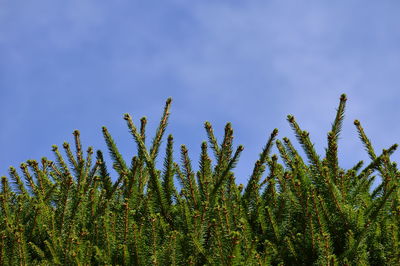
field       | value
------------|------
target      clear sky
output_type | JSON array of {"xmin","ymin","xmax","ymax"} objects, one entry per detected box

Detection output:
[{"xmin": 1, "ymin": 1, "xmax": 400, "ymax": 187}]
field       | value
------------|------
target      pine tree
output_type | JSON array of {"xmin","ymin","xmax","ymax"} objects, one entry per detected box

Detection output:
[{"xmin": 0, "ymin": 95, "xmax": 398, "ymax": 265}]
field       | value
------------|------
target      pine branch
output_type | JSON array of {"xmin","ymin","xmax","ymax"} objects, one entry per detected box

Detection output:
[
  {"xmin": 162, "ymin": 135, "xmax": 176, "ymax": 206},
  {"xmin": 283, "ymin": 137, "xmax": 305, "ymax": 167},
  {"xmin": 180, "ymin": 144, "xmax": 199, "ymax": 209},
  {"xmin": 354, "ymin": 119, "xmax": 376, "ymax": 160},
  {"xmin": 204, "ymin": 121, "xmax": 221, "ymax": 159},
  {"xmin": 197, "ymin": 141, "xmax": 212, "ymax": 203},
  {"xmin": 210, "ymin": 145, "xmax": 244, "ymax": 206},
  {"xmin": 8, "ymin": 166, "xmax": 28, "ymax": 197},
  {"xmin": 325, "ymin": 94, "xmax": 347, "ymax": 181},
  {"xmin": 102, "ymin": 126, "xmax": 128, "ymax": 176},
  {"xmin": 243, "ymin": 128, "xmax": 278, "ymax": 203},
  {"xmin": 150, "ymin": 97, "xmax": 172, "ymax": 160},
  {"xmin": 124, "ymin": 113, "xmax": 172, "ymax": 227},
  {"xmin": 287, "ymin": 115, "xmax": 321, "ymax": 172}
]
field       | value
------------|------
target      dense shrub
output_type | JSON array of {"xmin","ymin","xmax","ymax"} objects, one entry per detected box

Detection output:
[{"xmin": 0, "ymin": 94, "xmax": 399, "ymax": 265}]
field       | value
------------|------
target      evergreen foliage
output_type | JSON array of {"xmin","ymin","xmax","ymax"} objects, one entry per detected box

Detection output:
[{"xmin": 1, "ymin": 95, "xmax": 399, "ymax": 265}]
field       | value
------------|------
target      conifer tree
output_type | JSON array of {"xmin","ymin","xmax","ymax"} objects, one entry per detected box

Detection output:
[{"xmin": 0, "ymin": 95, "xmax": 398, "ymax": 265}]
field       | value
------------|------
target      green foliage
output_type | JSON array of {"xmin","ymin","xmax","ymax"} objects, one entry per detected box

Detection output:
[{"xmin": 1, "ymin": 95, "xmax": 399, "ymax": 265}]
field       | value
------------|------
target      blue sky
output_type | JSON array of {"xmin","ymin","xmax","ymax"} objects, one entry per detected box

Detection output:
[{"xmin": 1, "ymin": 1, "xmax": 400, "ymax": 187}]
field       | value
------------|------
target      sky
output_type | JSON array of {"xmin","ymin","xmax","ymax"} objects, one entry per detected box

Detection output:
[{"xmin": 1, "ymin": 1, "xmax": 400, "ymax": 188}]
